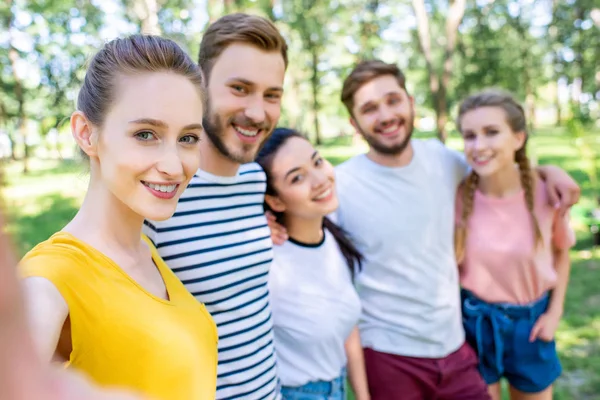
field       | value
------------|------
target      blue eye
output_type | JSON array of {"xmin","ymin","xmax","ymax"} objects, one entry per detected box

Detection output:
[
  {"xmin": 135, "ymin": 131, "xmax": 155, "ymax": 141},
  {"xmin": 180, "ymin": 135, "xmax": 200, "ymax": 144}
]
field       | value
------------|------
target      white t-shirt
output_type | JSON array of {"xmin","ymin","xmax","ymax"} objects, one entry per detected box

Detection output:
[
  {"xmin": 335, "ymin": 139, "xmax": 469, "ymax": 358},
  {"xmin": 269, "ymin": 228, "xmax": 362, "ymax": 387}
]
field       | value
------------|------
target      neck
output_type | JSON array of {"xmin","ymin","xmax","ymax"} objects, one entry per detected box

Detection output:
[
  {"xmin": 284, "ymin": 215, "xmax": 325, "ymax": 245},
  {"xmin": 478, "ymin": 163, "xmax": 522, "ymax": 197},
  {"xmin": 366, "ymin": 142, "xmax": 414, "ymax": 168},
  {"xmin": 64, "ymin": 176, "xmax": 145, "ymax": 253},
  {"xmin": 199, "ymin": 131, "xmax": 240, "ymax": 177}
]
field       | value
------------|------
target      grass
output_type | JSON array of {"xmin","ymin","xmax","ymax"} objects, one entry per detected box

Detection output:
[{"xmin": 1, "ymin": 127, "xmax": 599, "ymax": 399}]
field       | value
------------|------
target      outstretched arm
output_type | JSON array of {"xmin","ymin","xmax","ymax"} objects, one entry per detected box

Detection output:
[{"xmin": 0, "ymin": 210, "xmax": 143, "ymax": 400}]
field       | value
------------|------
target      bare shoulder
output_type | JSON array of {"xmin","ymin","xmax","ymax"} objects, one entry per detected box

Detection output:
[{"xmin": 22, "ymin": 277, "xmax": 69, "ymax": 316}]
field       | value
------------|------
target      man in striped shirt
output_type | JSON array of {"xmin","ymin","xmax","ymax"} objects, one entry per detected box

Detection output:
[{"xmin": 143, "ymin": 13, "xmax": 288, "ymax": 400}]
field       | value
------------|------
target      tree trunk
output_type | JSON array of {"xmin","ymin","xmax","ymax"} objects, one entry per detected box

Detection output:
[
  {"xmin": 8, "ymin": 37, "xmax": 28, "ymax": 173},
  {"xmin": 310, "ymin": 46, "xmax": 322, "ymax": 145},
  {"xmin": 554, "ymin": 81, "xmax": 562, "ymax": 126},
  {"xmin": 258, "ymin": 0, "xmax": 276, "ymax": 21},
  {"xmin": 550, "ymin": 0, "xmax": 562, "ymax": 126},
  {"xmin": 359, "ymin": 0, "xmax": 379, "ymax": 60},
  {"xmin": 412, "ymin": 0, "xmax": 465, "ymax": 143},
  {"xmin": 134, "ymin": 0, "xmax": 161, "ymax": 35}
]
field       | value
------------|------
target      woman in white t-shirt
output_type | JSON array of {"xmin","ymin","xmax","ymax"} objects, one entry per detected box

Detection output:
[{"xmin": 257, "ymin": 128, "xmax": 370, "ymax": 400}]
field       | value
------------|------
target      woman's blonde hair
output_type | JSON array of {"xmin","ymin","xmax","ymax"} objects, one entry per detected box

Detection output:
[{"xmin": 455, "ymin": 90, "xmax": 542, "ymax": 263}]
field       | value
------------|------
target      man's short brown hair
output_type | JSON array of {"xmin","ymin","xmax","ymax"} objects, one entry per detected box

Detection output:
[
  {"xmin": 341, "ymin": 60, "xmax": 408, "ymax": 116},
  {"xmin": 198, "ymin": 13, "xmax": 288, "ymax": 81}
]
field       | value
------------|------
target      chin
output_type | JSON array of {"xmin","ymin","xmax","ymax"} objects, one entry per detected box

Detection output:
[
  {"xmin": 471, "ymin": 165, "xmax": 498, "ymax": 178},
  {"xmin": 322, "ymin": 198, "xmax": 339, "ymax": 216},
  {"xmin": 138, "ymin": 204, "xmax": 178, "ymax": 222}
]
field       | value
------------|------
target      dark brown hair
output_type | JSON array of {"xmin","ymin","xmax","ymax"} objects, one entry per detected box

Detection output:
[
  {"xmin": 256, "ymin": 128, "xmax": 363, "ymax": 276},
  {"xmin": 455, "ymin": 89, "xmax": 542, "ymax": 263},
  {"xmin": 77, "ymin": 35, "xmax": 205, "ymax": 129},
  {"xmin": 198, "ymin": 13, "xmax": 288, "ymax": 82},
  {"xmin": 341, "ymin": 60, "xmax": 408, "ymax": 116}
]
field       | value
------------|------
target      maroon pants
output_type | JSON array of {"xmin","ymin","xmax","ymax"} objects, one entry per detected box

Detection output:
[{"xmin": 364, "ymin": 342, "xmax": 490, "ymax": 400}]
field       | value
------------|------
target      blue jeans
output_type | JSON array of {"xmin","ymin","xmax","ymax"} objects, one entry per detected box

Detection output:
[
  {"xmin": 461, "ymin": 289, "xmax": 562, "ymax": 393},
  {"xmin": 281, "ymin": 369, "xmax": 346, "ymax": 400}
]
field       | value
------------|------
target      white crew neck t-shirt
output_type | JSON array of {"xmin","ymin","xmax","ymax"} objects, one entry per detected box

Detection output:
[
  {"xmin": 269, "ymin": 228, "xmax": 362, "ymax": 387},
  {"xmin": 335, "ymin": 139, "xmax": 469, "ymax": 358}
]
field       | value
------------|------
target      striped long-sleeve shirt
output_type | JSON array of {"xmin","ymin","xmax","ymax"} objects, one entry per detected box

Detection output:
[{"xmin": 143, "ymin": 163, "xmax": 279, "ymax": 400}]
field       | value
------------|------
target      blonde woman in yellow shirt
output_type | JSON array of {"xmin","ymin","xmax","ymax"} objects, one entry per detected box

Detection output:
[{"xmin": 18, "ymin": 35, "xmax": 218, "ymax": 400}]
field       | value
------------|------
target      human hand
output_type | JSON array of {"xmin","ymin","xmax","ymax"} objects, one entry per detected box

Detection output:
[
  {"xmin": 49, "ymin": 368, "xmax": 145, "ymax": 400},
  {"xmin": 266, "ymin": 211, "xmax": 288, "ymax": 246},
  {"xmin": 541, "ymin": 165, "xmax": 580, "ymax": 216},
  {"xmin": 529, "ymin": 312, "xmax": 561, "ymax": 343}
]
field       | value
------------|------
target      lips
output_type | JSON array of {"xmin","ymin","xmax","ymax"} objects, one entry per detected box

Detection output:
[
  {"xmin": 312, "ymin": 187, "xmax": 333, "ymax": 202},
  {"xmin": 375, "ymin": 120, "xmax": 404, "ymax": 137},
  {"xmin": 232, "ymin": 123, "xmax": 263, "ymax": 144},
  {"xmin": 472, "ymin": 154, "xmax": 493, "ymax": 167},
  {"xmin": 142, "ymin": 181, "xmax": 180, "ymax": 200}
]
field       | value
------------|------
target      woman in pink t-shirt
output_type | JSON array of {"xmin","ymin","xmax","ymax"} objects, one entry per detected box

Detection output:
[{"xmin": 454, "ymin": 90, "xmax": 575, "ymax": 400}]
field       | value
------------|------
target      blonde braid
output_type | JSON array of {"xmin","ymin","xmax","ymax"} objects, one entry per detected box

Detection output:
[
  {"xmin": 455, "ymin": 171, "xmax": 479, "ymax": 263},
  {"xmin": 515, "ymin": 147, "xmax": 544, "ymax": 248}
]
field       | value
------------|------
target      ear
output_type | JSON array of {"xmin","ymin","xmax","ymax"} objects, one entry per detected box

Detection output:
[
  {"xmin": 265, "ymin": 194, "xmax": 286, "ymax": 213},
  {"xmin": 71, "ymin": 111, "xmax": 98, "ymax": 158},
  {"xmin": 514, "ymin": 130, "xmax": 527, "ymax": 151}
]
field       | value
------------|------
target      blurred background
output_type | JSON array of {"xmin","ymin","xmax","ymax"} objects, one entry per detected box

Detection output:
[{"xmin": 0, "ymin": 1, "xmax": 599, "ymax": 398}]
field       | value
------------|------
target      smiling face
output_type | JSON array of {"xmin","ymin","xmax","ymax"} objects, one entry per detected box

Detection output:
[
  {"xmin": 203, "ymin": 43, "xmax": 285, "ymax": 165},
  {"xmin": 350, "ymin": 74, "xmax": 415, "ymax": 156},
  {"xmin": 459, "ymin": 106, "xmax": 525, "ymax": 178},
  {"xmin": 265, "ymin": 137, "xmax": 338, "ymax": 221},
  {"xmin": 78, "ymin": 71, "xmax": 204, "ymax": 221}
]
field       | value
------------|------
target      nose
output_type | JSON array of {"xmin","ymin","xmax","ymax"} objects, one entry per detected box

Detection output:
[
  {"xmin": 379, "ymin": 105, "xmax": 395, "ymax": 124},
  {"xmin": 311, "ymin": 168, "xmax": 329, "ymax": 189},
  {"xmin": 244, "ymin": 95, "xmax": 266, "ymax": 124},
  {"xmin": 473, "ymin": 136, "xmax": 487, "ymax": 151},
  {"xmin": 156, "ymin": 143, "xmax": 184, "ymax": 178}
]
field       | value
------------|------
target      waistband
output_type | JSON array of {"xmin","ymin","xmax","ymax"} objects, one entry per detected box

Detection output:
[
  {"xmin": 462, "ymin": 290, "xmax": 549, "ymax": 320},
  {"xmin": 282, "ymin": 369, "xmax": 345, "ymax": 396}
]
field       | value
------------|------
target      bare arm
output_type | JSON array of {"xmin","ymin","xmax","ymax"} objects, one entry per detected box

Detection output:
[
  {"xmin": 547, "ymin": 246, "xmax": 571, "ymax": 319},
  {"xmin": 530, "ymin": 245, "xmax": 571, "ymax": 342},
  {"xmin": 536, "ymin": 165, "xmax": 580, "ymax": 214},
  {"xmin": 444, "ymin": 145, "xmax": 580, "ymax": 213},
  {"xmin": 344, "ymin": 326, "xmax": 370, "ymax": 400},
  {"xmin": 0, "ymin": 209, "xmax": 142, "ymax": 399},
  {"xmin": 22, "ymin": 277, "xmax": 69, "ymax": 363}
]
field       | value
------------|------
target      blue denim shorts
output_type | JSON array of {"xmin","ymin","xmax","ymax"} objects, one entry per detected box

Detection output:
[
  {"xmin": 461, "ymin": 289, "xmax": 562, "ymax": 393},
  {"xmin": 280, "ymin": 369, "xmax": 346, "ymax": 400}
]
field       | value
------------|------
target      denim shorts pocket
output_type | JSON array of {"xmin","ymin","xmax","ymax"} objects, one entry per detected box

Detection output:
[{"xmin": 513, "ymin": 319, "xmax": 557, "ymax": 361}]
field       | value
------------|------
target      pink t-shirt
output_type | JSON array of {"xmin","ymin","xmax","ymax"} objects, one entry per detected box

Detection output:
[{"xmin": 456, "ymin": 179, "xmax": 575, "ymax": 304}]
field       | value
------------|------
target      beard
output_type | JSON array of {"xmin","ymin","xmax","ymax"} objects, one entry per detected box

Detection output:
[
  {"xmin": 202, "ymin": 100, "xmax": 273, "ymax": 165},
  {"xmin": 355, "ymin": 111, "xmax": 415, "ymax": 156}
]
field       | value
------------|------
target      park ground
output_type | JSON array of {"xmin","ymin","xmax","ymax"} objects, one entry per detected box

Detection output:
[{"xmin": 2, "ymin": 127, "xmax": 599, "ymax": 400}]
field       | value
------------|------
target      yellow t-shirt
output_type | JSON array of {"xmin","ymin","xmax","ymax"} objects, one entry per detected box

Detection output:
[{"xmin": 20, "ymin": 232, "xmax": 218, "ymax": 400}]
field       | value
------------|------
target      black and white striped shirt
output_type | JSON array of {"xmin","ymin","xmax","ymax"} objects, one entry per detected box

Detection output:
[{"xmin": 143, "ymin": 163, "xmax": 279, "ymax": 399}]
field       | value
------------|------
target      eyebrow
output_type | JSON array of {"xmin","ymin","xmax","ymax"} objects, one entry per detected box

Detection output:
[
  {"xmin": 283, "ymin": 151, "xmax": 319, "ymax": 179},
  {"xmin": 358, "ymin": 91, "xmax": 402, "ymax": 111},
  {"xmin": 227, "ymin": 77, "xmax": 284, "ymax": 93},
  {"xmin": 129, "ymin": 118, "xmax": 203, "ymax": 131}
]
